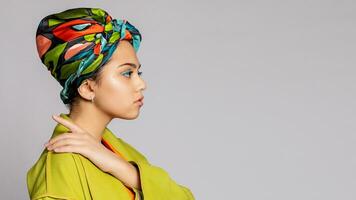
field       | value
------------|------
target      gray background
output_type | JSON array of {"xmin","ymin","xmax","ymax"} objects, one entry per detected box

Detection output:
[{"xmin": 0, "ymin": 0, "xmax": 355, "ymax": 199}]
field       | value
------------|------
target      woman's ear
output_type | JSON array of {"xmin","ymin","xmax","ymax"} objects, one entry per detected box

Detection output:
[{"xmin": 77, "ymin": 79, "xmax": 96, "ymax": 101}]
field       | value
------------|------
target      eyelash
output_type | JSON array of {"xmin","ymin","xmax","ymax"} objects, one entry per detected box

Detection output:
[{"xmin": 122, "ymin": 70, "xmax": 143, "ymax": 78}]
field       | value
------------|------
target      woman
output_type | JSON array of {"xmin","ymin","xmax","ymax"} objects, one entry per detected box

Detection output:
[{"xmin": 27, "ymin": 7, "xmax": 195, "ymax": 200}]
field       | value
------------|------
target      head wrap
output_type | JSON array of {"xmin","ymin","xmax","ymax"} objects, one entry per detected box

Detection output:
[{"xmin": 35, "ymin": 7, "xmax": 142, "ymax": 104}]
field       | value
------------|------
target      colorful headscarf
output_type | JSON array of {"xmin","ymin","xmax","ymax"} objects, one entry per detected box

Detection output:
[{"xmin": 36, "ymin": 7, "xmax": 142, "ymax": 104}]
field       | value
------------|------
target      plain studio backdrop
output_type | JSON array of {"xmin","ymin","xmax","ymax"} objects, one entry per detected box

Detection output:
[{"xmin": 0, "ymin": 0, "xmax": 355, "ymax": 199}]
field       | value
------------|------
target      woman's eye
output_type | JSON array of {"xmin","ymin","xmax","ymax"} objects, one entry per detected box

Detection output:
[
  {"xmin": 122, "ymin": 70, "xmax": 143, "ymax": 78},
  {"xmin": 121, "ymin": 71, "xmax": 133, "ymax": 78}
]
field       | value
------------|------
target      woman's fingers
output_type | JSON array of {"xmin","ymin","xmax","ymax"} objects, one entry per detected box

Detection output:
[
  {"xmin": 52, "ymin": 115, "xmax": 83, "ymax": 133},
  {"xmin": 50, "ymin": 144, "xmax": 81, "ymax": 153},
  {"xmin": 47, "ymin": 139, "xmax": 81, "ymax": 153},
  {"xmin": 46, "ymin": 133, "xmax": 80, "ymax": 149},
  {"xmin": 46, "ymin": 135, "xmax": 90, "ymax": 156},
  {"xmin": 45, "ymin": 132, "xmax": 72, "ymax": 146}
]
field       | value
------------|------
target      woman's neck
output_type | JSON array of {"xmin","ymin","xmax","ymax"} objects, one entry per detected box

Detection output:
[{"xmin": 68, "ymin": 104, "xmax": 112, "ymax": 142}]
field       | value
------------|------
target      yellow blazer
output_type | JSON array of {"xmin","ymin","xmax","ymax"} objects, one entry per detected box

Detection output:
[{"xmin": 27, "ymin": 113, "xmax": 195, "ymax": 200}]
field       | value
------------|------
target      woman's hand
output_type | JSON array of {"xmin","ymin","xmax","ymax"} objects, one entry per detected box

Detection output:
[
  {"xmin": 44, "ymin": 115, "xmax": 125, "ymax": 174},
  {"xmin": 44, "ymin": 114, "xmax": 142, "ymax": 190}
]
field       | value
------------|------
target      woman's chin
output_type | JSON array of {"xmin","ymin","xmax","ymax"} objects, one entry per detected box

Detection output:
[{"xmin": 118, "ymin": 110, "xmax": 141, "ymax": 120}]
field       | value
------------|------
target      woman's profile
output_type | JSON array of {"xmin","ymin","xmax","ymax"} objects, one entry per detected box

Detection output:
[{"xmin": 26, "ymin": 7, "xmax": 195, "ymax": 200}]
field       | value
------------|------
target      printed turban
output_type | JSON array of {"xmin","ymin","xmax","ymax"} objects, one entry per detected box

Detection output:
[{"xmin": 35, "ymin": 7, "xmax": 142, "ymax": 104}]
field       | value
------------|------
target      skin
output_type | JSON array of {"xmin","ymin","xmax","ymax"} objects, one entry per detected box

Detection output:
[{"xmin": 44, "ymin": 40, "xmax": 147, "ymax": 191}]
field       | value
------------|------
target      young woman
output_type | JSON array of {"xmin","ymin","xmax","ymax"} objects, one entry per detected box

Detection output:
[{"xmin": 26, "ymin": 7, "xmax": 195, "ymax": 200}]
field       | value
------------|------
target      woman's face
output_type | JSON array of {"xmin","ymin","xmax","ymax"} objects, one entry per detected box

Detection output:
[{"xmin": 93, "ymin": 40, "xmax": 146, "ymax": 119}]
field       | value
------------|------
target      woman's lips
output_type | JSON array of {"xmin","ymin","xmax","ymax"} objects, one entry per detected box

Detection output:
[
  {"xmin": 136, "ymin": 100, "xmax": 143, "ymax": 106},
  {"xmin": 135, "ymin": 99, "xmax": 144, "ymax": 106},
  {"xmin": 135, "ymin": 96, "xmax": 144, "ymax": 106}
]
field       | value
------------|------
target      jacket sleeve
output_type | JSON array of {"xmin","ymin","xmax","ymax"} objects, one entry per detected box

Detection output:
[
  {"xmin": 128, "ymin": 160, "xmax": 195, "ymax": 200},
  {"xmin": 118, "ymin": 138, "xmax": 195, "ymax": 200}
]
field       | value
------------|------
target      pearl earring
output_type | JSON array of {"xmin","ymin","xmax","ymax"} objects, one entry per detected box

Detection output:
[{"xmin": 91, "ymin": 96, "xmax": 95, "ymax": 103}]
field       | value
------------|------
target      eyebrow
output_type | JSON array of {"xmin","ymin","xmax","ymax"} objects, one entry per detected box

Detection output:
[{"xmin": 117, "ymin": 62, "xmax": 141, "ymax": 69}]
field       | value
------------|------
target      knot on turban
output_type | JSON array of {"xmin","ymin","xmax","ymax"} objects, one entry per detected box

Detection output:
[{"xmin": 35, "ymin": 7, "xmax": 142, "ymax": 104}]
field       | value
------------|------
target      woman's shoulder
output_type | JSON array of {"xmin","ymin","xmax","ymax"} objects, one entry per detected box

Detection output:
[
  {"xmin": 27, "ymin": 150, "xmax": 86, "ymax": 199},
  {"xmin": 27, "ymin": 149, "xmax": 81, "ymax": 177}
]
